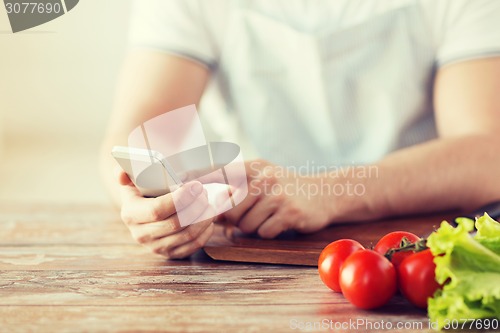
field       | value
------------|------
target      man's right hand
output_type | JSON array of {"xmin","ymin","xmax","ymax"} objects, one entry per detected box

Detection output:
[
  {"xmin": 100, "ymin": 50, "xmax": 213, "ymax": 258},
  {"xmin": 117, "ymin": 169, "xmax": 216, "ymax": 259}
]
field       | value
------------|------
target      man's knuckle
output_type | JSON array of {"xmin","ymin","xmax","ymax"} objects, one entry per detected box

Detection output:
[
  {"xmin": 120, "ymin": 208, "xmax": 133, "ymax": 225},
  {"xmin": 151, "ymin": 210, "xmax": 163, "ymax": 222},
  {"xmin": 284, "ymin": 205, "xmax": 301, "ymax": 218},
  {"xmin": 193, "ymin": 237, "xmax": 205, "ymax": 249},
  {"xmin": 190, "ymin": 236, "xmax": 202, "ymax": 249},
  {"xmin": 150, "ymin": 198, "xmax": 167, "ymax": 221},
  {"xmin": 185, "ymin": 227, "xmax": 198, "ymax": 242},
  {"xmin": 162, "ymin": 218, "xmax": 177, "ymax": 232},
  {"xmin": 295, "ymin": 219, "xmax": 307, "ymax": 231},
  {"xmin": 165, "ymin": 248, "xmax": 181, "ymax": 259},
  {"xmin": 270, "ymin": 193, "xmax": 285, "ymax": 207},
  {"xmin": 135, "ymin": 234, "xmax": 150, "ymax": 244},
  {"xmin": 152, "ymin": 246, "xmax": 164, "ymax": 255}
]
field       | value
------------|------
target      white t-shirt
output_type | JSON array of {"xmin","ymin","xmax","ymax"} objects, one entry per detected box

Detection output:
[{"xmin": 129, "ymin": 0, "xmax": 500, "ymax": 168}]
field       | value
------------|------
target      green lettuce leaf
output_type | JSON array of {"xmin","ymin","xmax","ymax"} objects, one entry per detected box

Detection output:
[
  {"xmin": 427, "ymin": 214, "xmax": 500, "ymax": 329},
  {"xmin": 475, "ymin": 213, "xmax": 500, "ymax": 255}
]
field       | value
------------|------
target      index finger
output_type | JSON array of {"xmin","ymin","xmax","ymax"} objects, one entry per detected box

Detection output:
[{"xmin": 120, "ymin": 181, "xmax": 205, "ymax": 225}]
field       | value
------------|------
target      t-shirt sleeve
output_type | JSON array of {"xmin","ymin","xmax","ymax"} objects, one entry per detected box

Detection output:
[
  {"xmin": 128, "ymin": 0, "xmax": 217, "ymax": 68},
  {"xmin": 435, "ymin": 0, "xmax": 500, "ymax": 66}
]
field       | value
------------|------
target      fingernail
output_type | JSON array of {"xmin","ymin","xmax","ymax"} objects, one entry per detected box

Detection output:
[{"xmin": 190, "ymin": 182, "xmax": 203, "ymax": 196}]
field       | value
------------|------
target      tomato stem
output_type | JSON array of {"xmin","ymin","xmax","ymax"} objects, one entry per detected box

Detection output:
[{"xmin": 384, "ymin": 237, "xmax": 427, "ymax": 261}]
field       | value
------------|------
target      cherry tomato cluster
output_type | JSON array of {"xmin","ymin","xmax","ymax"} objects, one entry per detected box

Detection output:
[{"xmin": 318, "ymin": 231, "xmax": 441, "ymax": 310}]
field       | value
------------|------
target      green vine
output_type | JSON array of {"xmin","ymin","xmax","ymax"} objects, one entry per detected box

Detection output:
[{"xmin": 384, "ymin": 237, "xmax": 428, "ymax": 261}]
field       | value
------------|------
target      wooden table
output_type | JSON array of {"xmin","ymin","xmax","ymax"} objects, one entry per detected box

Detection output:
[{"xmin": 0, "ymin": 203, "xmax": 473, "ymax": 332}]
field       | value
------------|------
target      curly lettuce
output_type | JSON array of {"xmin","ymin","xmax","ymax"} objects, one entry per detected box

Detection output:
[
  {"xmin": 427, "ymin": 214, "xmax": 500, "ymax": 329},
  {"xmin": 475, "ymin": 214, "xmax": 500, "ymax": 255}
]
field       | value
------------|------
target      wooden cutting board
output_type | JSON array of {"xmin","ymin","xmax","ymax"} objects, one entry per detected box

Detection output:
[{"xmin": 203, "ymin": 211, "xmax": 459, "ymax": 266}]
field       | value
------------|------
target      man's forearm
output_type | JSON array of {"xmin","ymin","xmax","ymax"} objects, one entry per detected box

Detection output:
[{"xmin": 332, "ymin": 134, "xmax": 500, "ymax": 222}]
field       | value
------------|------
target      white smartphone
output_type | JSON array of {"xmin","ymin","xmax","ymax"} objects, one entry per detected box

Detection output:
[{"xmin": 111, "ymin": 146, "xmax": 182, "ymax": 197}]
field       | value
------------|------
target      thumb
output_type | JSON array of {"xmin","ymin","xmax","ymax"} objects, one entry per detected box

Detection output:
[{"xmin": 172, "ymin": 181, "xmax": 205, "ymax": 212}]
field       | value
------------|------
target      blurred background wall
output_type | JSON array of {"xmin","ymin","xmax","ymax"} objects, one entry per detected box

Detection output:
[{"xmin": 0, "ymin": 0, "xmax": 131, "ymax": 204}]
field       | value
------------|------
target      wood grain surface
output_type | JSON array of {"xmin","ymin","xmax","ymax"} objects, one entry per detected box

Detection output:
[{"xmin": 0, "ymin": 203, "xmax": 479, "ymax": 332}]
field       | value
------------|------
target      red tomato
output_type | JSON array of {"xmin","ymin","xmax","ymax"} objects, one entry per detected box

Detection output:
[
  {"xmin": 398, "ymin": 249, "xmax": 441, "ymax": 308},
  {"xmin": 339, "ymin": 250, "xmax": 397, "ymax": 309},
  {"xmin": 318, "ymin": 239, "xmax": 364, "ymax": 292},
  {"xmin": 374, "ymin": 231, "xmax": 421, "ymax": 267}
]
